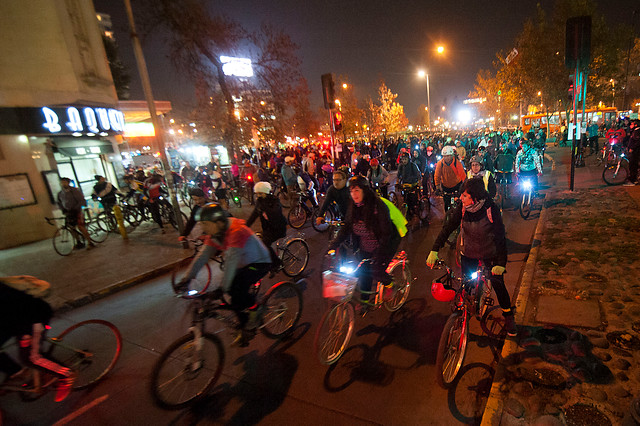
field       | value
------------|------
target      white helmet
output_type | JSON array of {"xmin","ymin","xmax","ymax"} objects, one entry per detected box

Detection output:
[
  {"xmin": 442, "ymin": 146, "xmax": 455, "ymax": 156},
  {"xmin": 254, "ymin": 181, "xmax": 272, "ymax": 194}
]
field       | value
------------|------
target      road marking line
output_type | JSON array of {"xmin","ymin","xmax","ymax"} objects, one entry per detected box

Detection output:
[{"xmin": 53, "ymin": 394, "xmax": 109, "ymax": 426}]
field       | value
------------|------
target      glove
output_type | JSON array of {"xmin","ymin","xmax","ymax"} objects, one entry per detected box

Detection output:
[
  {"xmin": 492, "ymin": 266, "xmax": 506, "ymax": 275},
  {"xmin": 426, "ymin": 251, "xmax": 439, "ymax": 268}
]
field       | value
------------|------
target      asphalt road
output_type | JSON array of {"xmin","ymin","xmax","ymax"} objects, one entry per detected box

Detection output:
[{"xmin": 1, "ymin": 164, "xmax": 546, "ymax": 426}]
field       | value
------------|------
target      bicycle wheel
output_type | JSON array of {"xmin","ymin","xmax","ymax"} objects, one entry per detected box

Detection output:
[
  {"xmin": 96, "ymin": 212, "xmax": 116, "ymax": 233},
  {"xmin": 314, "ymin": 303, "xmax": 355, "ymax": 365},
  {"xmin": 170, "ymin": 257, "xmax": 212, "ymax": 296},
  {"xmin": 388, "ymin": 191, "xmax": 399, "ymax": 207},
  {"xmin": 48, "ymin": 319, "xmax": 122, "ymax": 389},
  {"xmin": 52, "ymin": 227, "xmax": 75, "ymax": 256},
  {"xmin": 435, "ymin": 311, "xmax": 469, "ymax": 388},
  {"xmin": 277, "ymin": 188, "xmax": 290, "ymax": 208},
  {"xmin": 260, "ymin": 281, "xmax": 303, "ymax": 339},
  {"xmin": 602, "ymin": 164, "xmax": 628, "ymax": 185},
  {"xmin": 384, "ymin": 259, "xmax": 412, "ymax": 312},
  {"xmin": 287, "ymin": 205, "xmax": 307, "ymax": 229},
  {"xmin": 481, "ymin": 306, "xmax": 507, "ymax": 339},
  {"xmin": 123, "ymin": 206, "xmax": 142, "ymax": 227},
  {"xmin": 519, "ymin": 192, "xmax": 532, "ymax": 219},
  {"xmin": 150, "ymin": 332, "xmax": 224, "ymax": 410},
  {"xmin": 87, "ymin": 222, "xmax": 109, "ymax": 243},
  {"xmin": 312, "ymin": 207, "xmax": 333, "ymax": 233},
  {"xmin": 280, "ymin": 238, "xmax": 309, "ymax": 277}
]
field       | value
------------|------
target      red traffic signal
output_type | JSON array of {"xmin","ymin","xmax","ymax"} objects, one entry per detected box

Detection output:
[
  {"xmin": 568, "ymin": 83, "xmax": 574, "ymax": 102},
  {"xmin": 333, "ymin": 111, "xmax": 343, "ymax": 132}
]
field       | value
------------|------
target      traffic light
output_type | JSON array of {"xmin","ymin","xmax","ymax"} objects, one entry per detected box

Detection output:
[
  {"xmin": 333, "ymin": 111, "xmax": 343, "ymax": 132},
  {"xmin": 321, "ymin": 74, "xmax": 335, "ymax": 110},
  {"xmin": 568, "ymin": 83, "xmax": 574, "ymax": 102}
]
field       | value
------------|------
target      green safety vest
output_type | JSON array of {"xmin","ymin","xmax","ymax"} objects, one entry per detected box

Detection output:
[{"xmin": 380, "ymin": 197, "xmax": 408, "ymax": 238}]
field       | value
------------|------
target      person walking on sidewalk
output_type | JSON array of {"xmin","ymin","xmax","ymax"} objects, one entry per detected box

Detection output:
[
  {"xmin": 56, "ymin": 177, "xmax": 94, "ymax": 249},
  {"xmin": 624, "ymin": 119, "xmax": 640, "ymax": 186},
  {"xmin": 426, "ymin": 178, "xmax": 517, "ymax": 336}
]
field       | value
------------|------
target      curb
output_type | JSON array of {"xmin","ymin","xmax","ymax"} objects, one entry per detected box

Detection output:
[
  {"xmin": 53, "ymin": 257, "xmax": 191, "ymax": 315},
  {"xmin": 481, "ymin": 199, "xmax": 550, "ymax": 425}
]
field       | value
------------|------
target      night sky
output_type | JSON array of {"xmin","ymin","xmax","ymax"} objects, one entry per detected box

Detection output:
[{"xmin": 95, "ymin": 0, "xmax": 637, "ymax": 122}]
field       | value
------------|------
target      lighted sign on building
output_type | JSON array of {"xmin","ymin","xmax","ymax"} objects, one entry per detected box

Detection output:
[
  {"xmin": 220, "ymin": 56, "xmax": 253, "ymax": 77},
  {"xmin": 0, "ymin": 106, "xmax": 125, "ymax": 136}
]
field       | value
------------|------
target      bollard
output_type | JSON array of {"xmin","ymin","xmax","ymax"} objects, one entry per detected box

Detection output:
[{"xmin": 112, "ymin": 205, "xmax": 128, "ymax": 240}]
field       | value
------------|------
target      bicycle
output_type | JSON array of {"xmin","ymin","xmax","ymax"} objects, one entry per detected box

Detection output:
[
  {"xmin": 45, "ymin": 216, "xmax": 107, "ymax": 256},
  {"xmin": 150, "ymin": 280, "xmax": 303, "ymax": 409},
  {"xmin": 602, "ymin": 152, "xmax": 630, "ymax": 185},
  {"xmin": 396, "ymin": 183, "xmax": 429, "ymax": 223},
  {"xmin": 170, "ymin": 238, "xmax": 225, "ymax": 297},
  {"xmin": 314, "ymin": 251, "xmax": 412, "ymax": 365},
  {"xmin": 0, "ymin": 319, "xmax": 122, "ymax": 400},
  {"xmin": 287, "ymin": 191, "xmax": 315, "ymax": 229},
  {"xmin": 494, "ymin": 171, "xmax": 513, "ymax": 210},
  {"xmin": 430, "ymin": 260, "xmax": 506, "ymax": 388},
  {"xmin": 517, "ymin": 177, "xmax": 535, "ymax": 219}
]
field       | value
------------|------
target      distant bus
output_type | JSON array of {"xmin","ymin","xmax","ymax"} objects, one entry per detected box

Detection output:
[{"xmin": 521, "ymin": 107, "xmax": 617, "ymax": 134}]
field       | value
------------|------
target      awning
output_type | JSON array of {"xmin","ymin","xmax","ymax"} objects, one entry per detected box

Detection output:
[{"xmin": 54, "ymin": 138, "xmax": 114, "ymax": 158}]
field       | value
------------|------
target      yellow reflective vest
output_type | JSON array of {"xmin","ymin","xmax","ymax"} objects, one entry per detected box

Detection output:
[{"xmin": 380, "ymin": 197, "xmax": 408, "ymax": 238}]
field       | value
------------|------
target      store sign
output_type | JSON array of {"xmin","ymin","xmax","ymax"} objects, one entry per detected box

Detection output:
[{"xmin": 41, "ymin": 106, "xmax": 125, "ymax": 135}]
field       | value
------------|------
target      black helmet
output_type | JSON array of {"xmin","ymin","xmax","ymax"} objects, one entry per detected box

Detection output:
[
  {"xmin": 347, "ymin": 175, "xmax": 369, "ymax": 190},
  {"xmin": 195, "ymin": 202, "xmax": 227, "ymax": 223},
  {"xmin": 189, "ymin": 187, "xmax": 205, "ymax": 197}
]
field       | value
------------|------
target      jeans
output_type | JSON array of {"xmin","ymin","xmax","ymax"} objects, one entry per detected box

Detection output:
[
  {"xmin": 460, "ymin": 255, "xmax": 511, "ymax": 310},
  {"xmin": 228, "ymin": 263, "xmax": 272, "ymax": 328}
]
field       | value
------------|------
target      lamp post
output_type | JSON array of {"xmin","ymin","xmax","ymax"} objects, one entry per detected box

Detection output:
[{"xmin": 418, "ymin": 70, "xmax": 431, "ymax": 130}]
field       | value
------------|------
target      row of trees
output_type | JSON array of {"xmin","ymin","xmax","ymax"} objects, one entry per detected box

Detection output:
[{"xmin": 469, "ymin": 0, "xmax": 640, "ymax": 124}]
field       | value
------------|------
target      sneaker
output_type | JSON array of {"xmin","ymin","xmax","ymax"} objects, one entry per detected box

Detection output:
[
  {"xmin": 54, "ymin": 374, "xmax": 75, "ymax": 402},
  {"xmin": 230, "ymin": 330, "xmax": 249, "ymax": 347},
  {"xmin": 503, "ymin": 314, "xmax": 518, "ymax": 337},
  {"xmin": 623, "ymin": 181, "xmax": 638, "ymax": 187}
]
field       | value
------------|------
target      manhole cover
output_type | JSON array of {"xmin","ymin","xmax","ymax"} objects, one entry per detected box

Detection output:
[
  {"xmin": 582, "ymin": 273, "xmax": 607, "ymax": 283},
  {"xmin": 606, "ymin": 331, "xmax": 640, "ymax": 350},
  {"xmin": 534, "ymin": 328, "xmax": 567, "ymax": 344},
  {"xmin": 542, "ymin": 280, "xmax": 565, "ymax": 290},
  {"xmin": 564, "ymin": 404, "xmax": 611, "ymax": 426},
  {"xmin": 519, "ymin": 367, "xmax": 567, "ymax": 389}
]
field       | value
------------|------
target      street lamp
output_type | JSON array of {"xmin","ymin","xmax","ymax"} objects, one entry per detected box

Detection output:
[{"xmin": 418, "ymin": 70, "xmax": 431, "ymax": 130}]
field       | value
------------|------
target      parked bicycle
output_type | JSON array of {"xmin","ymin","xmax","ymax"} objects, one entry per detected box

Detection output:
[
  {"xmin": 314, "ymin": 251, "xmax": 412, "ymax": 365},
  {"xmin": 430, "ymin": 259, "xmax": 506, "ymax": 388},
  {"xmin": 45, "ymin": 216, "xmax": 107, "ymax": 256},
  {"xmin": 0, "ymin": 319, "xmax": 122, "ymax": 400},
  {"xmin": 150, "ymin": 280, "xmax": 303, "ymax": 409}
]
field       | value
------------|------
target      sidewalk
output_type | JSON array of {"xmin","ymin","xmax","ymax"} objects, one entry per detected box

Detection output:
[
  {"xmin": 0, "ymin": 220, "xmax": 191, "ymax": 313},
  {"xmin": 482, "ymin": 147, "xmax": 640, "ymax": 425}
]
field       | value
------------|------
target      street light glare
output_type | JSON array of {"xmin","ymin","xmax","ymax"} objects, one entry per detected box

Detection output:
[
  {"xmin": 342, "ymin": 83, "xmax": 348, "ymax": 89},
  {"xmin": 437, "ymin": 46, "xmax": 444, "ymax": 54},
  {"xmin": 418, "ymin": 70, "xmax": 426, "ymax": 78}
]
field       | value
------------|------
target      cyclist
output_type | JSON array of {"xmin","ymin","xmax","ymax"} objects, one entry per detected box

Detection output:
[
  {"xmin": 397, "ymin": 151, "xmax": 422, "ymax": 209},
  {"xmin": 56, "ymin": 177, "xmax": 94, "ymax": 250},
  {"xmin": 211, "ymin": 168, "xmax": 228, "ymax": 209},
  {"xmin": 281, "ymin": 156, "xmax": 297, "ymax": 206},
  {"xmin": 180, "ymin": 161, "xmax": 197, "ymax": 183},
  {"xmin": 494, "ymin": 147, "xmax": 515, "ymax": 197},
  {"xmin": 367, "ymin": 158, "xmax": 389, "ymax": 198},
  {"xmin": 467, "ymin": 156, "xmax": 496, "ymax": 199},
  {"xmin": 515, "ymin": 139, "xmax": 542, "ymax": 194},
  {"xmin": 316, "ymin": 168, "xmax": 350, "ymax": 224},
  {"xmin": 328, "ymin": 176, "xmax": 401, "ymax": 304},
  {"xmin": 625, "ymin": 119, "xmax": 640, "ymax": 186},
  {"xmin": 434, "ymin": 146, "xmax": 466, "ymax": 212},
  {"xmin": 178, "ymin": 187, "xmax": 210, "ymax": 240},
  {"xmin": 246, "ymin": 181, "xmax": 287, "ymax": 276},
  {"xmin": 144, "ymin": 173, "xmax": 167, "ymax": 233},
  {"xmin": 426, "ymin": 178, "xmax": 517, "ymax": 336},
  {"xmin": 241, "ymin": 160, "xmax": 257, "ymax": 205},
  {"xmin": 0, "ymin": 277, "xmax": 74, "ymax": 402},
  {"xmin": 176, "ymin": 203, "xmax": 272, "ymax": 346},
  {"xmin": 91, "ymin": 175, "xmax": 118, "ymax": 212},
  {"xmin": 295, "ymin": 165, "xmax": 318, "ymax": 209},
  {"xmin": 123, "ymin": 174, "xmax": 148, "ymax": 221}
]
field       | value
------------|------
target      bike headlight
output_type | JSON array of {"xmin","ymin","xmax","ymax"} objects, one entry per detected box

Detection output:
[
  {"xmin": 437, "ymin": 155, "xmax": 442, "ymax": 161},
  {"xmin": 522, "ymin": 180, "xmax": 532, "ymax": 190},
  {"xmin": 339, "ymin": 266, "xmax": 355, "ymax": 274},
  {"xmin": 187, "ymin": 289, "xmax": 198, "ymax": 296},
  {"xmin": 471, "ymin": 271, "xmax": 478, "ymax": 280}
]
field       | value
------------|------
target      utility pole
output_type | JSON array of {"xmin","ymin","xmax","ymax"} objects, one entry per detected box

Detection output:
[{"xmin": 123, "ymin": 0, "xmax": 186, "ymax": 243}]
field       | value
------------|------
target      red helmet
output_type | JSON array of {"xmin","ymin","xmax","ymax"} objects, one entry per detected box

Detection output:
[
  {"xmin": 370, "ymin": 158, "xmax": 379, "ymax": 166},
  {"xmin": 431, "ymin": 280, "xmax": 455, "ymax": 302}
]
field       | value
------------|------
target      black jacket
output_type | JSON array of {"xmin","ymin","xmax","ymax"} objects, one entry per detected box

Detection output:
[
  {"xmin": 432, "ymin": 198, "xmax": 507, "ymax": 267},
  {"xmin": 246, "ymin": 194, "xmax": 287, "ymax": 242}
]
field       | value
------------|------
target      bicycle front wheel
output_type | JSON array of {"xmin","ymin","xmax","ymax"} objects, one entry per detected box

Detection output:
[
  {"xmin": 314, "ymin": 303, "xmax": 355, "ymax": 365},
  {"xmin": 384, "ymin": 259, "xmax": 412, "ymax": 312},
  {"xmin": 312, "ymin": 207, "xmax": 333, "ymax": 233},
  {"xmin": 281, "ymin": 238, "xmax": 309, "ymax": 277},
  {"xmin": 287, "ymin": 205, "xmax": 307, "ymax": 229},
  {"xmin": 519, "ymin": 192, "xmax": 532, "ymax": 219},
  {"xmin": 52, "ymin": 227, "xmax": 75, "ymax": 256},
  {"xmin": 418, "ymin": 196, "xmax": 430, "ymax": 222},
  {"xmin": 48, "ymin": 319, "xmax": 122, "ymax": 389},
  {"xmin": 435, "ymin": 311, "xmax": 469, "ymax": 388},
  {"xmin": 170, "ymin": 257, "xmax": 212, "ymax": 296},
  {"xmin": 87, "ymin": 222, "xmax": 109, "ymax": 244},
  {"xmin": 150, "ymin": 332, "xmax": 224, "ymax": 410},
  {"xmin": 602, "ymin": 164, "xmax": 628, "ymax": 185},
  {"xmin": 260, "ymin": 281, "xmax": 303, "ymax": 339}
]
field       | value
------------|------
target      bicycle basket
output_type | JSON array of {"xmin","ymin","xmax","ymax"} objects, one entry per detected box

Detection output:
[{"xmin": 322, "ymin": 270, "xmax": 357, "ymax": 302}]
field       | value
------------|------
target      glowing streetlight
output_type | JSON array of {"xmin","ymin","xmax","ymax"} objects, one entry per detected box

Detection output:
[
  {"xmin": 342, "ymin": 83, "xmax": 348, "ymax": 89},
  {"xmin": 437, "ymin": 45, "xmax": 444, "ymax": 54},
  {"xmin": 418, "ymin": 70, "xmax": 431, "ymax": 130}
]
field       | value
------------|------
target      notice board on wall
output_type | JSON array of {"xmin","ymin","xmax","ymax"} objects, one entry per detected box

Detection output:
[{"xmin": 0, "ymin": 173, "xmax": 37, "ymax": 210}]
